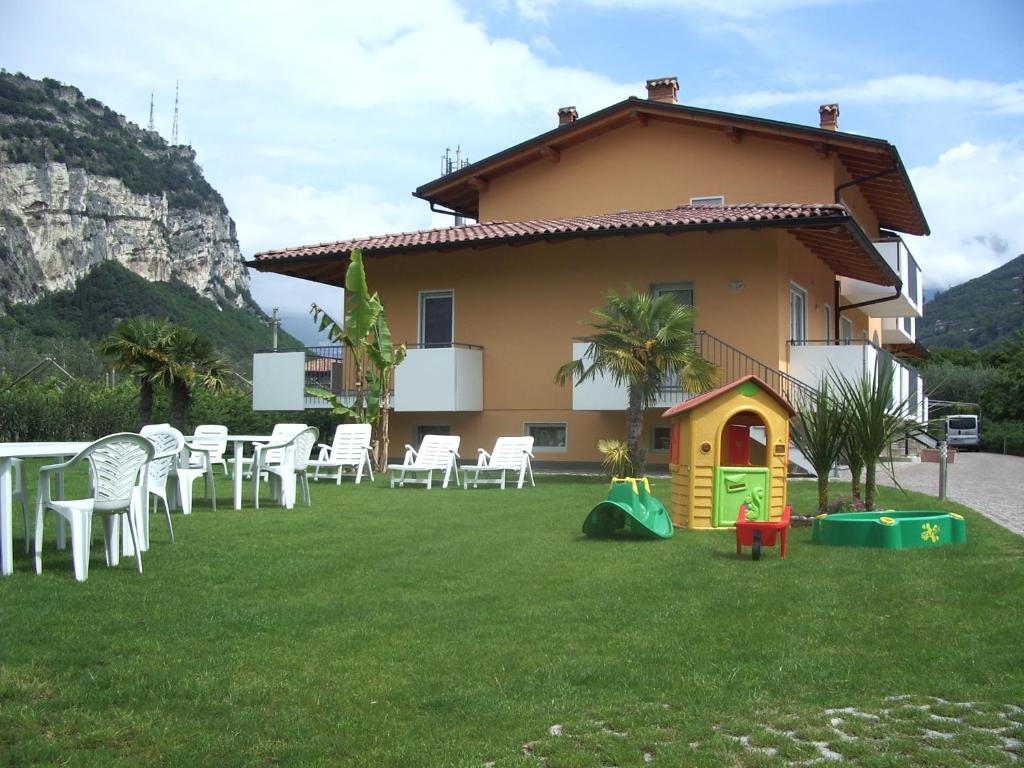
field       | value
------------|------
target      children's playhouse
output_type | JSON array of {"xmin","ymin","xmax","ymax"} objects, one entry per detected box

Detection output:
[{"xmin": 662, "ymin": 375, "xmax": 796, "ymax": 529}]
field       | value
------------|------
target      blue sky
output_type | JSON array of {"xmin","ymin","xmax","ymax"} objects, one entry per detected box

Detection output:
[{"xmin": 3, "ymin": 0, "xmax": 1022, "ymax": 324}]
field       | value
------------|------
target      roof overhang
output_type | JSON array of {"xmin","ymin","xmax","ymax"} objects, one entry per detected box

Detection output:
[
  {"xmin": 249, "ymin": 204, "xmax": 900, "ymax": 290},
  {"xmin": 414, "ymin": 97, "xmax": 929, "ymax": 236}
]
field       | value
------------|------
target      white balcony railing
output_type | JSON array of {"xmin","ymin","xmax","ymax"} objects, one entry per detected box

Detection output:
[
  {"xmin": 568, "ymin": 342, "xmax": 688, "ymax": 410},
  {"xmin": 788, "ymin": 340, "xmax": 926, "ymax": 423},
  {"xmin": 839, "ymin": 236, "xmax": 923, "ymax": 318},
  {"xmin": 393, "ymin": 343, "xmax": 483, "ymax": 412}
]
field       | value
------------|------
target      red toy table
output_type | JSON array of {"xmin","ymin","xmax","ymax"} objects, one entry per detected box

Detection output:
[{"xmin": 735, "ymin": 504, "xmax": 791, "ymax": 560}]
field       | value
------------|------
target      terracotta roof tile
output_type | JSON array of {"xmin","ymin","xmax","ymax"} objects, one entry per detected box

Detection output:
[{"xmin": 253, "ymin": 203, "xmax": 848, "ymax": 262}]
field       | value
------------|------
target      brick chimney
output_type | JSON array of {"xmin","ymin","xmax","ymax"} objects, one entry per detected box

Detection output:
[
  {"xmin": 819, "ymin": 103, "xmax": 840, "ymax": 131},
  {"xmin": 646, "ymin": 76, "xmax": 679, "ymax": 104},
  {"xmin": 558, "ymin": 106, "xmax": 578, "ymax": 126}
]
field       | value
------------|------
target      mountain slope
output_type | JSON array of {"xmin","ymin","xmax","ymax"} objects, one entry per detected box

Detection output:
[
  {"xmin": 0, "ymin": 71, "xmax": 251, "ymax": 309},
  {"xmin": 0, "ymin": 261, "xmax": 302, "ymax": 377},
  {"xmin": 920, "ymin": 253, "xmax": 1024, "ymax": 350}
]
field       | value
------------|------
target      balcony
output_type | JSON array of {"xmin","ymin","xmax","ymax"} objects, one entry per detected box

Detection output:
[
  {"xmin": 393, "ymin": 343, "xmax": 483, "ymax": 412},
  {"xmin": 881, "ymin": 315, "xmax": 916, "ymax": 345},
  {"xmin": 568, "ymin": 342, "xmax": 687, "ymax": 410},
  {"xmin": 838, "ymin": 235, "xmax": 923, "ymax": 318},
  {"xmin": 788, "ymin": 340, "xmax": 926, "ymax": 422}
]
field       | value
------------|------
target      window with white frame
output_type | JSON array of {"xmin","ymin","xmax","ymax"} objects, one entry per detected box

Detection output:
[
  {"xmin": 789, "ymin": 283, "xmax": 808, "ymax": 345},
  {"xmin": 651, "ymin": 426, "xmax": 672, "ymax": 453},
  {"xmin": 689, "ymin": 195, "xmax": 725, "ymax": 206},
  {"xmin": 525, "ymin": 422, "xmax": 567, "ymax": 452},
  {"xmin": 823, "ymin": 304, "xmax": 833, "ymax": 343},
  {"xmin": 419, "ymin": 290, "xmax": 453, "ymax": 348},
  {"xmin": 840, "ymin": 316, "xmax": 854, "ymax": 345}
]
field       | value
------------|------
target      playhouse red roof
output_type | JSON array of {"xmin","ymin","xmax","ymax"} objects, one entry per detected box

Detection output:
[{"xmin": 661, "ymin": 375, "xmax": 796, "ymax": 419}]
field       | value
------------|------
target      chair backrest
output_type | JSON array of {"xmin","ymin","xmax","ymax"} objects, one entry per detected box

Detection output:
[
  {"xmin": 192, "ymin": 424, "xmax": 228, "ymax": 459},
  {"xmin": 265, "ymin": 423, "xmax": 307, "ymax": 464},
  {"xmin": 140, "ymin": 424, "xmax": 185, "ymax": 490},
  {"xmin": 488, "ymin": 436, "xmax": 534, "ymax": 470},
  {"xmin": 329, "ymin": 423, "xmax": 372, "ymax": 462},
  {"xmin": 291, "ymin": 427, "xmax": 320, "ymax": 471},
  {"xmin": 80, "ymin": 433, "xmax": 154, "ymax": 512},
  {"xmin": 416, "ymin": 435, "xmax": 461, "ymax": 468}
]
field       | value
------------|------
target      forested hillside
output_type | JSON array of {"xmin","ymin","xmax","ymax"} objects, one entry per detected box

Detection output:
[{"xmin": 0, "ymin": 261, "xmax": 303, "ymax": 378}]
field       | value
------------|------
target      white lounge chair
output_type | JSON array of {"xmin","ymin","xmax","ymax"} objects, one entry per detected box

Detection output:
[
  {"xmin": 309, "ymin": 423, "xmax": 374, "ymax": 484},
  {"xmin": 388, "ymin": 435, "xmax": 461, "ymax": 489},
  {"xmin": 462, "ymin": 436, "xmax": 535, "ymax": 490},
  {"xmin": 34, "ymin": 433, "xmax": 153, "ymax": 581},
  {"xmin": 252, "ymin": 426, "xmax": 319, "ymax": 509}
]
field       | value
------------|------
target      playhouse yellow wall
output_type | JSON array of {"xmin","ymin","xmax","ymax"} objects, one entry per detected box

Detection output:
[{"xmin": 667, "ymin": 387, "xmax": 790, "ymax": 529}]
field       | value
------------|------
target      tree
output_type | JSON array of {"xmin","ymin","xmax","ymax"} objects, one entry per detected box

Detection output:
[
  {"xmin": 97, "ymin": 318, "xmax": 167, "ymax": 428},
  {"xmin": 98, "ymin": 319, "xmax": 229, "ymax": 432},
  {"xmin": 163, "ymin": 327, "xmax": 231, "ymax": 432},
  {"xmin": 790, "ymin": 381, "xmax": 847, "ymax": 512},
  {"xmin": 555, "ymin": 288, "xmax": 717, "ymax": 476},
  {"xmin": 309, "ymin": 250, "xmax": 406, "ymax": 470}
]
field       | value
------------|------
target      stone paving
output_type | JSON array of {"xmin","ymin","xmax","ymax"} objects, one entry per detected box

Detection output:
[{"xmin": 837, "ymin": 452, "xmax": 1024, "ymax": 536}]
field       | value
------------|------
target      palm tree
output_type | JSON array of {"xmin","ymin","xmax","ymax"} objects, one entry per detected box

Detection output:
[
  {"xmin": 831, "ymin": 362, "xmax": 920, "ymax": 509},
  {"xmin": 164, "ymin": 327, "xmax": 231, "ymax": 432},
  {"xmin": 790, "ymin": 381, "xmax": 847, "ymax": 512},
  {"xmin": 98, "ymin": 318, "xmax": 168, "ymax": 428},
  {"xmin": 555, "ymin": 288, "xmax": 717, "ymax": 476}
]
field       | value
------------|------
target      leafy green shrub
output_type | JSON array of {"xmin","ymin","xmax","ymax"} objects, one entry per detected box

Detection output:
[{"xmin": 981, "ymin": 421, "xmax": 1024, "ymax": 456}]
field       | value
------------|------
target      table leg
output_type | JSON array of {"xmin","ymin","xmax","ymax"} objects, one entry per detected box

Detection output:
[
  {"xmin": 1, "ymin": 459, "xmax": 13, "ymax": 577},
  {"xmin": 233, "ymin": 441, "xmax": 243, "ymax": 511},
  {"xmin": 55, "ymin": 462, "xmax": 66, "ymax": 550}
]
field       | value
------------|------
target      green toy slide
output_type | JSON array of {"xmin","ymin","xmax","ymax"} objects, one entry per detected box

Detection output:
[{"xmin": 583, "ymin": 477, "xmax": 674, "ymax": 539}]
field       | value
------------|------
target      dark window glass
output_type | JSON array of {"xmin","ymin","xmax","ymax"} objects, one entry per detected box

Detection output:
[{"xmin": 422, "ymin": 294, "xmax": 453, "ymax": 348}]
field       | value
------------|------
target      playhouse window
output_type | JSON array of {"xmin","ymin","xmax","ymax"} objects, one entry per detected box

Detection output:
[{"xmin": 720, "ymin": 411, "xmax": 768, "ymax": 467}]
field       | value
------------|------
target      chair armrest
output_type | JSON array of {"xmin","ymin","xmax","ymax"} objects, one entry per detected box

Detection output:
[
  {"xmin": 477, "ymin": 448, "xmax": 492, "ymax": 465},
  {"xmin": 37, "ymin": 456, "xmax": 80, "ymax": 504},
  {"xmin": 403, "ymin": 445, "xmax": 417, "ymax": 465}
]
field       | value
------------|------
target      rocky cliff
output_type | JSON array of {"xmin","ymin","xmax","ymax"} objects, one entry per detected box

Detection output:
[
  {"xmin": 0, "ymin": 72, "xmax": 253, "ymax": 312},
  {"xmin": 0, "ymin": 161, "xmax": 250, "ymax": 308}
]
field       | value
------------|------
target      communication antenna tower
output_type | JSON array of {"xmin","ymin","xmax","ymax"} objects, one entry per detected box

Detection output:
[
  {"xmin": 171, "ymin": 81, "xmax": 180, "ymax": 145},
  {"xmin": 442, "ymin": 146, "xmax": 470, "ymax": 225},
  {"xmin": 148, "ymin": 93, "xmax": 154, "ymax": 131}
]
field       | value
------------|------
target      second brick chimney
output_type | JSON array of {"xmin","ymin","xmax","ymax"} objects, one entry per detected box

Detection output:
[
  {"xmin": 646, "ymin": 76, "xmax": 679, "ymax": 104},
  {"xmin": 558, "ymin": 106, "xmax": 578, "ymax": 126},
  {"xmin": 819, "ymin": 103, "xmax": 840, "ymax": 131}
]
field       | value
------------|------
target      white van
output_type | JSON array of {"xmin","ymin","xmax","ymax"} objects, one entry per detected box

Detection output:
[{"xmin": 945, "ymin": 414, "xmax": 980, "ymax": 449}]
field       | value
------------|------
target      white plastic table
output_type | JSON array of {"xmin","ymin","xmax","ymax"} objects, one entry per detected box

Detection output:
[
  {"xmin": 185, "ymin": 434, "xmax": 272, "ymax": 511},
  {"xmin": 0, "ymin": 441, "xmax": 89, "ymax": 576}
]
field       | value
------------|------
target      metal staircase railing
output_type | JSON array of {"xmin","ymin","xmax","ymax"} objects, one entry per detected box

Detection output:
[{"xmin": 691, "ymin": 330, "xmax": 816, "ymax": 408}]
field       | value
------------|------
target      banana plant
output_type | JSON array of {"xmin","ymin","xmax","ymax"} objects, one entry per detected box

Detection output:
[{"xmin": 307, "ymin": 249, "xmax": 406, "ymax": 470}]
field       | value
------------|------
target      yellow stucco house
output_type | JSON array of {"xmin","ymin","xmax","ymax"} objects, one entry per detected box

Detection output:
[{"xmin": 250, "ymin": 76, "xmax": 928, "ymax": 467}]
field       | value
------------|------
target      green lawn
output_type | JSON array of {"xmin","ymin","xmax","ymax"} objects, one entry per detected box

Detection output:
[{"xmin": 1, "ymin": 471, "xmax": 1022, "ymax": 767}]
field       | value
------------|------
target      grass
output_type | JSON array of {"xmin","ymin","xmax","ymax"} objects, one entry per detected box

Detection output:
[{"xmin": 1, "ymin": 470, "xmax": 1022, "ymax": 767}]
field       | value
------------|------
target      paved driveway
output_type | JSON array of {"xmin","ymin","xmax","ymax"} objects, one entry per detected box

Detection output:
[{"xmin": 839, "ymin": 452, "xmax": 1024, "ymax": 536}]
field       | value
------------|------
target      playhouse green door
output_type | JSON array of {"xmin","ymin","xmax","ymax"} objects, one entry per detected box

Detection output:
[{"xmin": 713, "ymin": 467, "xmax": 770, "ymax": 527}]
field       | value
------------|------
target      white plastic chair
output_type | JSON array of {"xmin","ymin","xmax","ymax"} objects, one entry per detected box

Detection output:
[
  {"xmin": 462, "ymin": 436, "xmax": 536, "ymax": 490},
  {"xmin": 388, "ymin": 435, "xmax": 461, "ymax": 489},
  {"xmin": 139, "ymin": 424, "xmax": 181, "ymax": 546},
  {"xmin": 34, "ymin": 433, "xmax": 153, "ymax": 582},
  {"xmin": 252, "ymin": 426, "xmax": 319, "ymax": 509},
  {"xmin": 242, "ymin": 423, "xmax": 307, "ymax": 479},
  {"xmin": 190, "ymin": 424, "xmax": 229, "ymax": 475},
  {"xmin": 309, "ymin": 424, "xmax": 374, "ymax": 484}
]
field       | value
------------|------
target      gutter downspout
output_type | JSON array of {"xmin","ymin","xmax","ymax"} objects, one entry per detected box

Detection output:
[{"xmin": 834, "ymin": 161, "xmax": 899, "ymax": 206}]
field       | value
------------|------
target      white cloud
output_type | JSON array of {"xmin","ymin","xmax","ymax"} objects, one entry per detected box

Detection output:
[
  {"xmin": 710, "ymin": 75, "xmax": 1024, "ymax": 114},
  {"xmin": 905, "ymin": 141, "xmax": 1024, "ymax": 289},
  {"xmin": 514, "ymin": 0, "xmax": 852, "ymax": 22}
]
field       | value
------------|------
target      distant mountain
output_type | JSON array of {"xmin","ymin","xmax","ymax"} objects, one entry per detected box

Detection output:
[
  {"xmin": 920, "ymin": 253, "xmax": 1024, "ymax": 350},
  {"xmin": 0, "ymin": 261, "xmax": 302, "ymax": 378},
  {"xmin": 0, "ymin": 71, "xmax": 251, "ymax": 310},
  {"xmin": 279, "ymin": 308, "xmax": 332, "ymax": 347}
]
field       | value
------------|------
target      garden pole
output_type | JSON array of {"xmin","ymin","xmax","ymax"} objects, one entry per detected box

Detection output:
[{"xmin": 938, "ymin": 440, "xmax": 948, "ymax": 500}]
